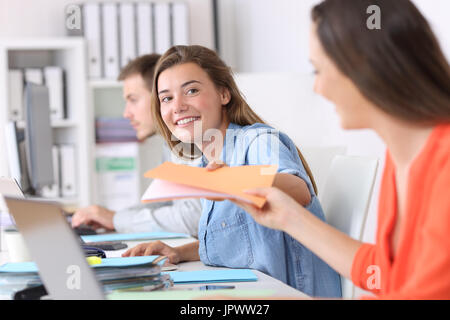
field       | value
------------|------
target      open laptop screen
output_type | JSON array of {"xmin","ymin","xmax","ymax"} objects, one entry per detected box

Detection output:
[
  {"xmin": 0, "ymin": 178, "xmax": 25, "ymax": 228},
  {"xmin": 2, "ymin": 196, "xmax": 104, "ymax": 299}
]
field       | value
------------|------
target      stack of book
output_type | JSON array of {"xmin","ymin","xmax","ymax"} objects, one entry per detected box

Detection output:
[
  {"xmin": 0, "ymin": 256, "xmax": 173, "ymax": 299},
  {"xmin": 95, "ymin": 117, "xmax": 138, "ymax": 143}
]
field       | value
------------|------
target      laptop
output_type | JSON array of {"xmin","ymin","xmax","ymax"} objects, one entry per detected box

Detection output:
[
  {"xmin": 0, "ymin": 177, "xmax": 97, "ymax": 236},
  {"xmin": 0, "ymin": 178, "xmax": 24, "ymax": 227},
  {"xmin": 0, "ymin": 177, "xmax": 24, "ymax": 198},
  {"xmin": 2, "ymin": 196, "xmax": 105, "ymax": 299}
]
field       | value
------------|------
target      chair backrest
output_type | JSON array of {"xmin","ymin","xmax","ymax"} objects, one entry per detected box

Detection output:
[
  {"xmin": 301, "ymin": 146, "xmax": 347, "ymax": 196},
  {"xmin": 320, "ymin": 155, "xmax": 379, "ymax": 299}
]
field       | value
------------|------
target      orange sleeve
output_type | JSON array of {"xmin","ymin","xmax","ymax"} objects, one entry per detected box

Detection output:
[
  {"xmin": 377, "ymin": 172, "xmax": 450, "ymax": 300},
  {"xmin": 355, "ymin": 160, "xmax": 450, "ymax": 300},
  {"xmin": 350, "ymin": 243, "xmax": 382, "ymax": 295}
]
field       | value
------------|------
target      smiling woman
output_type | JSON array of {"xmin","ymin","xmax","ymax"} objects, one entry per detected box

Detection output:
[
  {"xmin": 151, "ymin": 45, "xmax": 317, "ymax": 194},
  {"xmin": 122, "ymin": 45, "xmax": 342, "ymax": 298},
  {"xmin": 156, "ymin": 62, "xmax": 230, "ymax": 149}
]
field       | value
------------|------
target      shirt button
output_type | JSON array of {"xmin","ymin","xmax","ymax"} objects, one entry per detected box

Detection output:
[{"xmin": 221, "ymin": 222, "xmax": 226, "ymax": 228}]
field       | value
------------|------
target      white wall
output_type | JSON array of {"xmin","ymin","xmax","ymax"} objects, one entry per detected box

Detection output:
[{"xmin": 219, "ymin": 0, "xmax": 450, "ymax": 72}]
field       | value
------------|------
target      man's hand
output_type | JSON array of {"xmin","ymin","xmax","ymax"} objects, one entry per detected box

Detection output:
[
  {"xmin": 122, "ymin": 240, "xmax": 182, "ymax": 264},
  {"xmin": 71, "ymin": 205, "xmax": 116, "ymax": 231}
]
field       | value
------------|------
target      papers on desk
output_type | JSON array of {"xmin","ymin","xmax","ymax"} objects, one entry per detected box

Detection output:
[
  {"xmin": 142, "ymin": 162, "xmax": 277, "ymax": 208},
  {"xmin": 0, "ymin": 256, "xmax": 171, "ymax": 296},
  {"xmin": 0, "ymin": 256, "xmax": 162, "ymax": 273},
  {"xmin": 164, "ymin": 269, "xmax": 258, "ymax": 284},
  {"xmin": 107, "ymin": 269, "xmax": 260, "ymax": 300},
  {"xmin": 1, "ymin": 259, "xmax": 257, "ymax": 284},
  {"xmin": 81, "ymin": 231, "xmax": 189, "ymax": 243}
]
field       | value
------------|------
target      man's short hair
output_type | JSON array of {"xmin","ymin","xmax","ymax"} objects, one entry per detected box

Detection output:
[{"xmin": 118, "ymin": 54, "xmax": 161, "ymax": 91}]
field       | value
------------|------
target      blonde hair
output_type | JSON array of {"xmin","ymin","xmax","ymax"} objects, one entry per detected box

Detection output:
[{"xmin": 151, "ymin": 45, "xmax": 318, "ymax": 194}]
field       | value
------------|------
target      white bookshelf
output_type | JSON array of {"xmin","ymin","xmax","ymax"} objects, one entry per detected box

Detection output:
[
  {"xmin": 0, "ymin": 38, "xmax": 164, "ymax": 211},
  {"xmin": 0, "ymin": 38, "xmax": 94, "ymax": 208},
  {"xmin": 88, "ymin": 79, "xmax": 164, "ymax": 211}
]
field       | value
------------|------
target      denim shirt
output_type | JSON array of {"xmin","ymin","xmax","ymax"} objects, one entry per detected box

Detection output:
[{"xmin": 197, "ymin": 122, "xmax": 342, "ymax": 298}]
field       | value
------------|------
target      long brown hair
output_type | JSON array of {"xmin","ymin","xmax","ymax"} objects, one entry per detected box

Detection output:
[
  {"xmin": 151, "ymin": 45, "xmax": 318, "ymax": 194},
  {"xmin": 312, "ymin": 0, "xmax": 450, "ymax": 123}
]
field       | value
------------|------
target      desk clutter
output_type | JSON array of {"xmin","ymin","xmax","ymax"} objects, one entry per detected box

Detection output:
[
  {"xmin": 80, "ymin": 231, "xmax": 190, "ymax": 243},
  {"xmin": 0, "ymin": 256, "xmax": 170, "ymax": 299},
  {"xmin": 0, "ymin": 255, "xmax": 258, "ymax": 299}
]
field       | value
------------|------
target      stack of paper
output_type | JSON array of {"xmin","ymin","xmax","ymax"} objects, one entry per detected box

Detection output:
[
  {"xmin": 0, "ymin": 256, "xmax": 163, "ymax": 274},
  {"xmin": 95, "ymin": 117, "xmax": 138, "ymax": 143},
  {"xmin": 0, "ymin": 256, "xmax": 171, "ymax": 295},
  {"xmin": 81, "ymin": 231, "xmax": 189, "ymax": 243},
  {"xmin": 164, "ymin": 269, "xmax": 258, "ymax": 284},
  {"xmin": 141, "ymin": 162, "xmax": 278, "ymax": 208}
]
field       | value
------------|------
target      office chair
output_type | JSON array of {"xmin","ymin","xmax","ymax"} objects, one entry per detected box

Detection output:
[{"xmin": 320, "ymin": 155, "xmax": 379, "ymax": 299}]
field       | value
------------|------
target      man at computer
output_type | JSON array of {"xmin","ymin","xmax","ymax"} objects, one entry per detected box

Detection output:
[{"xmin": 71, "ymin": 54, "xmax": 202, "ymax": 238}]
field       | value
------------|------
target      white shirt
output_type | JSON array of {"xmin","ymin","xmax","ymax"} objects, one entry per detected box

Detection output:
[{"xmin": 112, "ymin": 144, "xmax": 202, "ymax": 238}]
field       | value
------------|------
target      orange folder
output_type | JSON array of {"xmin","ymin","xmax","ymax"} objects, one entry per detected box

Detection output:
[{"xmin": 141, "ymin": 162, "xmax": 278, "ymax": 208}]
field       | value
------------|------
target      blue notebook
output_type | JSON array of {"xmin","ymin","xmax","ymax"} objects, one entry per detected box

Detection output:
[
  {"xmin": 81, "ymin": 231, "xmax": 189, "ymax": 243},
  {"xmin": 164, "ymin": 269, "xmax": 258, "ymax": 284},
  {"xmin": 0, "ymin": 256, "xmax": 162, "ymax": 274}
]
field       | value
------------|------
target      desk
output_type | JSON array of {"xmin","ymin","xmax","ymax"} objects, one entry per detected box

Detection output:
[{"xmin": 0, "ymin": 236, "xmax": 309, "ymax": 299}]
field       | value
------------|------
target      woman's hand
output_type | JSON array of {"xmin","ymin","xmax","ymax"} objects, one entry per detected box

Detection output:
[
  {"xmin": 205, "ymin": 160, "xmax": 228, "ymax": 201},
  {"xmin": 232, "ymin": 187, "xmax": 305, "ymax": 232},
  {"xmin": 122, "ymin": 240, "xmax": 182, "ymax": 264},
  {"xmin": 205, "ymin": 159, "xmax": 227, "ymax": 171}
]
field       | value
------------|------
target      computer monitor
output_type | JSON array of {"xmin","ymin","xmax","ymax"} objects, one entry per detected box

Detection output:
[
  {"xmin": 23, "ymin": 83, "xmax": 54, "ymax": 195},
  {"xmin": 4, "ymin": 122, "xmax": 30, "ymax": 193}
]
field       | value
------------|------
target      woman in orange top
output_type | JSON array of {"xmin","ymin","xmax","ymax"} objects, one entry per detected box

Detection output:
[{"xmin": 232, "ymin": 0, "xmax": 450, "ymax": 299}]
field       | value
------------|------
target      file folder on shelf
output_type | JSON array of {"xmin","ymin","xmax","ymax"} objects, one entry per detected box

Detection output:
[
  {"xmin": 119, "ymin": 3, "xmax": 137, "ymax": 68},
  {"xmin": 8, "ymin": 69, "xmax": 24, "ymax": 121},
  {"xmin": 60, "ymin": 144, "xmax": 77, "ymax": 198},
  {"xmin": 43, "ymin": 66, "xmax": 65, "ymax": 121},
  {"xmin": 24, "ymin": 68, "xmax": 43, "ymax": 85},
  {"xmin": 142, "ymin": 162, "xmax": 278, "ymax": 208},
  {"xmin": 41, "ymin": 145, "xmax": 60, "ymax": 198},
  {"xmin": 102, "ymin": 3, "xmax": 120, "ymax": 79},
  {"xmin": 154, "ymin": 2, "xmax": 172, "ymax": 54},
  {"xmin": 171, "ymin": 2, "xmax": 189, "ymax": 46},
  {"xmin": 136, "ymin": 2, "xmax": 155, "ymax": 56},
  {"xmin": 83, "ymin": 3, "xmax": 102, "ymax": 78}
]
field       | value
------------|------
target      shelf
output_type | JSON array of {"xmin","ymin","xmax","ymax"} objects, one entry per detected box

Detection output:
[
  {"xmin": 89, "ymin": 79, "xmax": 122, "ymax": 89},
  {"xmin": 0, "ymin": 37, "xmax": 85, "ymax": 50},
  {"xmin": 28, "ymin": 196, "xmax": 80, "ymax": 209},
  {"xmin": 15, "ymin": 119, "xmax": 78, "ymax": 129},
  {"xmin": 0, "ymin": 37, "xmax": 91, "ymax": 209},
  {"xmin": 51, "ymin": 119, "xmax": 78, "ymax": 128}
]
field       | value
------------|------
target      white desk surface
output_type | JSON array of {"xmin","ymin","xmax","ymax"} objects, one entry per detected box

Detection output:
[{"xmin": 0, "ymin": 236, "xmax": 309, "ymax": 299}]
